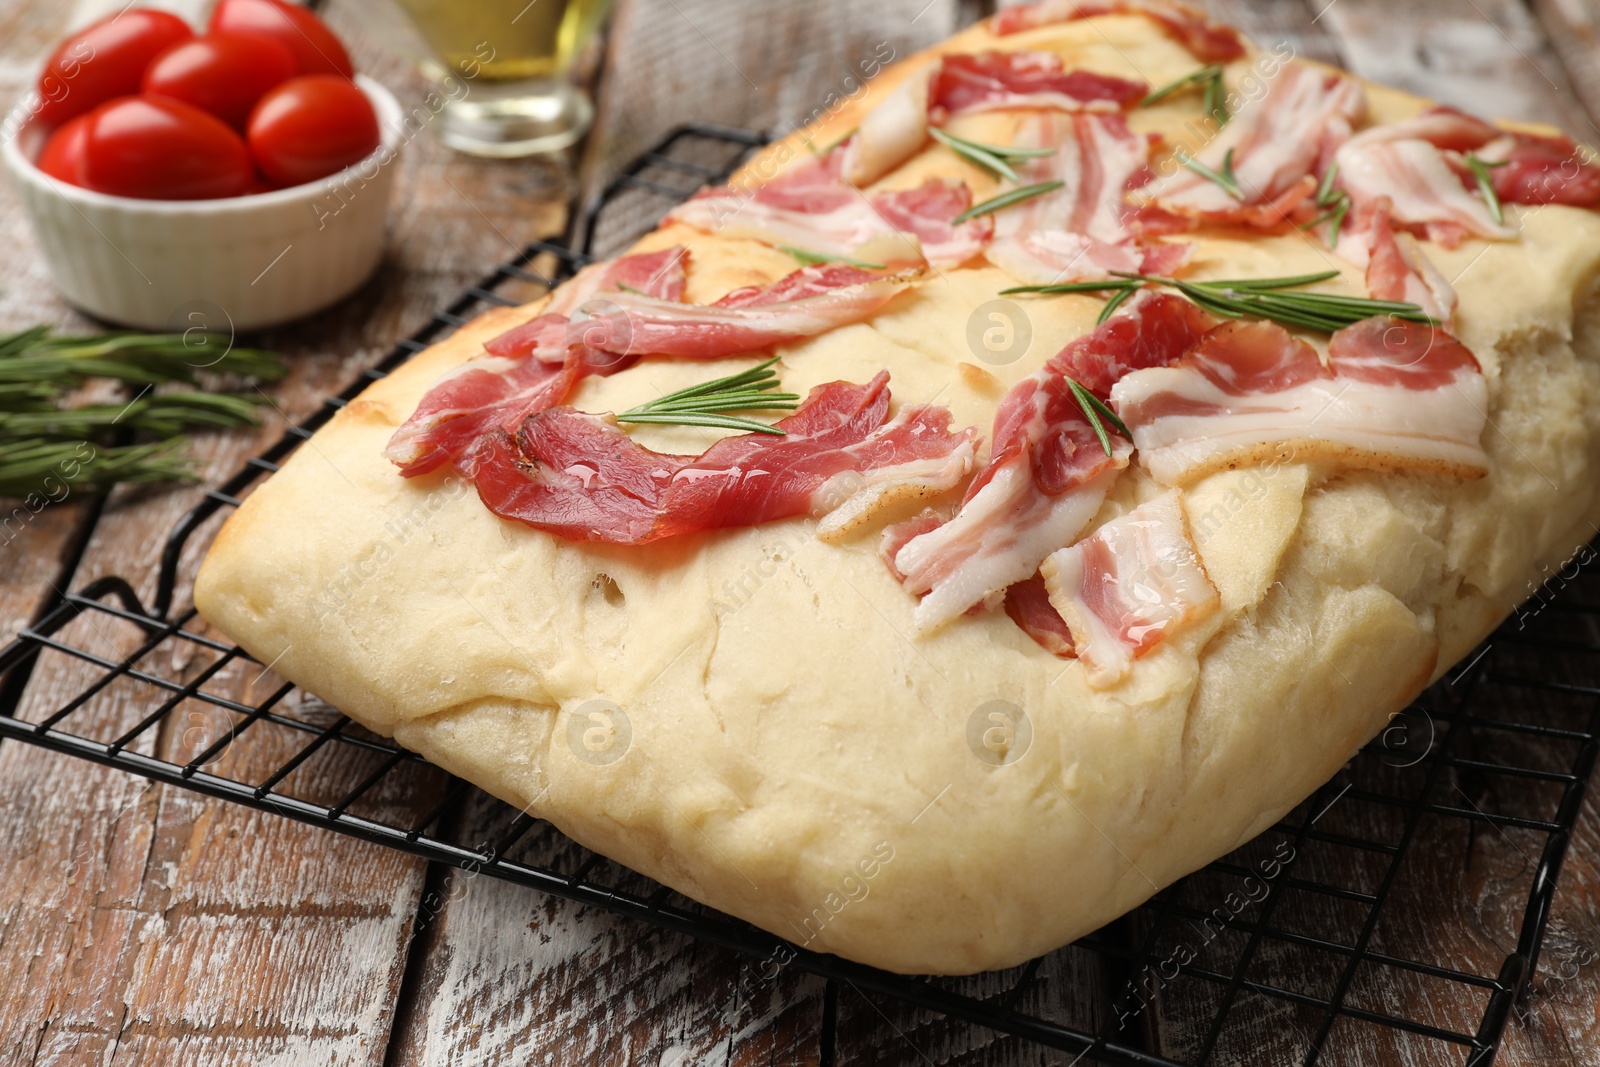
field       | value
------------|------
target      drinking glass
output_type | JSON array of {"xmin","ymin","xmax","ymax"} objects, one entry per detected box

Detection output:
[{"xmin": 394, "ymin": 0, "xmax": 614, "ymax": 157}]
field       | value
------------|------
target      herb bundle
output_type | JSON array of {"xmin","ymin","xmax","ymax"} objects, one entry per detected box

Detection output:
[
  {"xmin": 0, "ymin": 326, "xmax": 284, "ymax": 498},
  {"xmin": 617, "ymin": 357, "xmax": 800, "ymax": 436},
  {"xmin": 1001, "ymin": 269, "xmax": 1437, "ymax": 333}
]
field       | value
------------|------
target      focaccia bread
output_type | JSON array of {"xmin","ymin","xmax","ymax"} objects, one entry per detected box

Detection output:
[{"xmin": 196, "ymin": 2, "xmax": 1600, "ymax": 974}]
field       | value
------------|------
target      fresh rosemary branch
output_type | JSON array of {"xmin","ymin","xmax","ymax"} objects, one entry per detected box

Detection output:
[
  {"xmin": 929, "ymin": 128, "xmax": 1055, "ymax": 184},
  {"xmin": 0, "ymin": 326, "xmax": 284, "ymax": 498},
  {"xmin": 999, "ymin": 269, "xmax": 1437, "ymax": 333},
  {"xmin": 616, "ymin": 357, "xmax": 800, "ymax": 436},
  {"xmin": 1466, "ymin": 154, "xmax": 1509, "ymax": 226},
  {"xmin": 779, "ymin": 246, "xmax": 887, "ymax": 270},
  {"xmin": 1065, "ymin": 377, "xmax": 1130, "ymax": 457},
  {"xmin": 951, "ymin": 180, "xmax": 1064, "ymax": 225},
  {"xmin": 1140, "ymin": 64, "xmax": 1228, "ymax": 126},
  {"xmin": 1177, "ymin": 145, "xmax": 1243, "ymax": 200}
]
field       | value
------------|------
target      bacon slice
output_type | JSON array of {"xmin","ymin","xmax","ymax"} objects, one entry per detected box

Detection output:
[
  {"xmin": 472, "ymin": 372, "xmax": 978, "ymax": 545},
  {"xmin": 1336, "ymin": 197, "xmax": 1457, "ymax": 327},
  {"xmin": 841, "ymin": 51, "xmax": 1146, "ymax": 187},
  {"xmin": 566, "ymin": 265, "xmax": 919, "ymax": 359},
  {"xmin": 1040, "ymin": 491, "xmax": 1219, "ymax": 687},
  {"xmin": 931, "ymin": 51, "xmax": 1146, "ymax": 118},
  {"xmin": 992, "ymin": 0, "xmax": 1247, "ymax": 63},
  {"xmin": 887, "ymin": 292, "xmax": 1214, "ymax": 634},
  {"xmin": 1110, "ymin": 317, "xmax": 1490, "ymax": 485},
  {"xmin": 1335, "ymin": 137, "xmax": 1514, "ymax": 247},
  {"xmin": 1142, "ymin": 62, "xmax": 1363, "ymax": 227},
  {"xmin": 1342, "ymin": 104, "xmax": 1600, "ymax": 209},
  {"xmin": 986, "ymin": 112, "xmax": 1191, "ymax": 285},
  {"xmin": 1004, "ymin": 573, "xmax": 1076, "ymax": 657},
  {"xmin": 667, "ymin": 175, "xmax": 989, "ymax": 267},
  {"xmin": 385, "ymin": 248, "xmax": 689, "ymax": 477}
]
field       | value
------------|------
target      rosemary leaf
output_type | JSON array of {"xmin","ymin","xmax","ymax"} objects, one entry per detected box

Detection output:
[
  {"xmin": 616, "ymin": 357, "xmax": 795, "ymax": 436},
  {"xmin": 1466, "ymin": 154, "xmax": 1508, "ymax": 226},
  {"xmin": 1065, "ymin": 378, "xmax": 1130, "ymax": 457},
  {"xmin": 951, "ymin": 180, "xmax": 1064, "ymax": 225},
  {"xmin": 1096, "ymin": 285, "xmax": 1137, "ymax": 324},
  {"xmin": 1178, "ymin": 146, "xmax": 1243, "ymax": 200},
  {"xmin": 779, "ymin": 246, "xmax": 887, "ymax": 270},
  {"xmin": 999, "ymin": 279, "xmax": 1140, "ymax": 296}
]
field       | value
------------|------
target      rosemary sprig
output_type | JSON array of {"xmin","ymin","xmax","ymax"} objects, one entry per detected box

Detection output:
[
  {"xmin": 0, "ymin": 326, "xmax": 283, "ymax": 498},
  {"xmin": 951, "ymin": 180, "xmax": 1064, "ymax": 225},
  {"xmin": 779, "ymin": 246, "xmax": 887, "ymax": 270},
  {"xmin": 999, "ymin": 269, "xmax": 1436, "ymax": 333},
  {"xmin": 616, "ymin": 283, "xmax": 647, "ymax": 295},
  {"xmin": 616, "ymin": 356, "xmax": 800, "ymax": 436},
  {"xmin": 1465, "ymin": 154, "xmax": 1509, "ymax": 226},
  {"xmin": 929, "ymin": 127, "xmax": 1055, "ymax": 184},
  {"xmin": 1177, "ymin": 146, "xmax": 1243, "ymax": 200},
  {"xmin": 1140, "ymin": 64, "xmax": 1229, "ymax": 126},
  {"xmin": 1300, "ymin": 162, "xmax": 1353, "ymax": 246},
  {"xmin": 1065, "ymin": 377, "xmax": 1130, "ymax": 457}
]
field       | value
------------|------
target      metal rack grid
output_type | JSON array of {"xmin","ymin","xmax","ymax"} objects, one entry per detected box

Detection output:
[{"xmin": 1, "ymin": 123, "xmax": 1595, "ymax": 1066}]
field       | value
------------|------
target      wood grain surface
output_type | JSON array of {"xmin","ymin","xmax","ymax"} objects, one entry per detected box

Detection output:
[{"xmin": 4, "ymin": 1, "xmax": 1600, "ymax": 1065}]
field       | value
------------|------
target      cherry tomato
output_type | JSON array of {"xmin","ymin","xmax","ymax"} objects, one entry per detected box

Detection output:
[
  {"xmin": 142, "ymin": 32, "xmax": 297, "ymax": 129},
  {"xmin": 33, "ymin": 9, "xmax": 193, "ymax": 125},
  {"xmin": 81, "ymin": 97, "xmax": 253, "ymax": 200},
  {"xmin": 246, "ymin": 75, "xmax": 378, "ymax": 187},
  {"xmin": 36, "ymin": 114, "xmax": 91, "ymax": 185},
  {"xmin": 208, "ymin": 0, "xmax": 353, "ymax": 78}
]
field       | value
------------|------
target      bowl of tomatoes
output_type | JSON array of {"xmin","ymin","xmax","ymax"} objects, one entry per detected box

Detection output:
[{"xmin": 2, "ymin": 0, "xmax": 403, "ymax": 330}]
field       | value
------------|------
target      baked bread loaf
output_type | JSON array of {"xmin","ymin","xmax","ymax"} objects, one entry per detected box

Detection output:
[{"xmin": 196, "ymin": 1, "xmax": 1600, "ymax": 973}]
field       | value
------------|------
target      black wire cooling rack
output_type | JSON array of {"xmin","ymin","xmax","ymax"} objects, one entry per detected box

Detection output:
[{"xmin": 2, "ymin": 123, "xmax": 1597, "ymax": 1067}]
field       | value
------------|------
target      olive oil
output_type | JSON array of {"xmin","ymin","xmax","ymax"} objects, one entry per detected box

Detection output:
[{"xmin": 396, "ymin": 0, "xmax": 612, "ymax": 81}]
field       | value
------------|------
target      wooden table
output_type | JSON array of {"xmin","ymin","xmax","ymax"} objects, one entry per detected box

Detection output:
[{"xmin": 4, "ymin": 0, "xmax": 1600, "ymax": 1064}]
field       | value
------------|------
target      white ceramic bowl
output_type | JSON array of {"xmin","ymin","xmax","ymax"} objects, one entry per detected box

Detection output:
[{"xmin": 2, "ymin": 75, "xmax": 403, "ymax": 331}]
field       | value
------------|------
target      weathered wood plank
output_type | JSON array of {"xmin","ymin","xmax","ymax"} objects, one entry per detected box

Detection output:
[
  {"xmin": 1530, "ymin": 0, "xmax": 1600, "ymax": 136},
  {"xmin": 1318, "ymin": 0, "xmax": 1592, "ymax": 133},
  {"xmin": 0, "ymin": 2, "xmax": 567, "ymax": 1064}
]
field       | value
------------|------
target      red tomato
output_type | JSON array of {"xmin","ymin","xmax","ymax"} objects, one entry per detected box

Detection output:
[
  {"xmin": 36, "ymin": 114, "xmax": 91, "ymax": 185},
  {"xmin": 81, "ymin": 97, "xmax": 253, "ymax": 199},
  {"xmin": 208, "ymin": 0, "xmax": 353, "ymax": 78},
  {"xmin": 246, "ymin": 75, "xmax": 379, "ymax": 187},
  {"xmin": 33, "ymin": 9, "xmax": 193, "ymax": 125},
  {"xmin": 142, "ymin": 33, "xmax": 297, "ymax": 129}
]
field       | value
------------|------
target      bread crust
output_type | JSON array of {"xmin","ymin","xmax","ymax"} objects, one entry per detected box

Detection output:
[{"xmin": 195, "ymin": 15, "xmax": 1600, "ymax": 973}]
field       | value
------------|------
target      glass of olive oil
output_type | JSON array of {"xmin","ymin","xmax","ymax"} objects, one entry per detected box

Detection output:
[{"xmin": 394, "ymin": 0, "xmax": 614, "ymax": 156}]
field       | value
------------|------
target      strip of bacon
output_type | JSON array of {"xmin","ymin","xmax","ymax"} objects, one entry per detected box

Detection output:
[
  {"xmin": 887, "ymin": 292, "xmax": 1214, "ymax": 634},
  {"xmin": 1110, "ymin": 317, "xmax": 1489, "ymax": 485},
  {"xmin": 667, "ymin": 175, "xmax": 989, "ymax": 267},
  {"xmin": 472, "ymin": 372, "xmax": 978, "ymax": 545},
  {"xmin": 384, "ymin": 248, "xmax": 689, "ymax": 477},
  {"xmin": 992, "ymin": 0, "xmax": 1247, "ymax": 63},
  {"xmin": 1341, "ymin": 105, "xmax": 1600, "ymax": 209},
  {"xmin": 566, "ymin": 264, "xmax": 919, "ymax": 359},
  {"xmin": 841, "ymin": 51, "xmax": 1146, "ymax": 187},
  {"xmin": 1004, "ymin": 573, "xmax": 1076, "ymax": 657},
  {"xmin": 1333, "ymin": 197, "xmax": 1458, "ymax": 327},
  {"xmin": 1334, "ymin": 137, "xmax": 1515, "ymax": 247},
  {"xmin": 931, "ymin": 51, "xmax": 1146, "ymax": 118},
  {"xmin": 986, "ymin": 111, "xmax": 1192, "ymax": 285},
  {"xmin": 1040, "ymin": 491, "xmax": 1219, "ymax": 687},
  {"xmin": 1142, "ymin": 62, "xmax": 1363, "ymax": 227}
]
